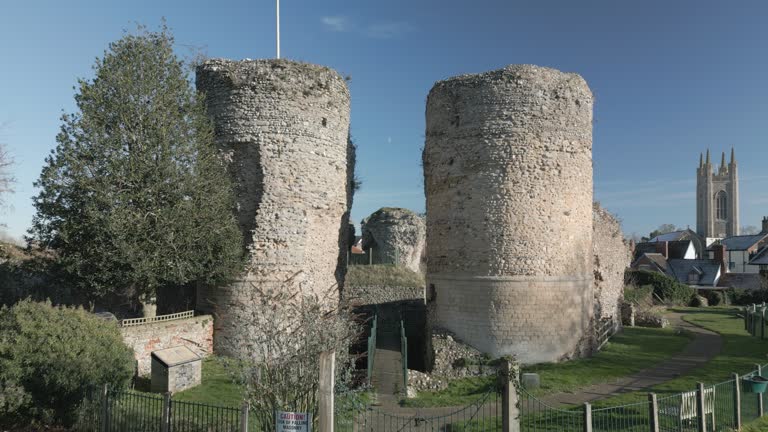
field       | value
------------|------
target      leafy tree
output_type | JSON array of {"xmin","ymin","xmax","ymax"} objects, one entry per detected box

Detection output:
[
  {"xmin": 30, "ymin": 25, "xmax": 243, "ymax": 305},
  {"xmin": 0, "ymin": 299, "xmax": 134, "ymax": 427},
  {"xmin": 625, "ymin": 270, "xmax": 694, "ymax": 305},
  {"xmin": 647, "ymin": 224, "xmax": 680, "ymax": 241},
  {"xmin": 741, "ymin": 225, "xmax": 760, "ymax": 235}
]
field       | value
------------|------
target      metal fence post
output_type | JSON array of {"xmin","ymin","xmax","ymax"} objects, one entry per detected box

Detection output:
[
  {"xmin": 758, "ymin": 365, "xmax": 765, "ymax": 417},
  {"xmin": 648, "ymin": 393, "xmax": 659, "ymax": 432},
  {"xmin": 501, "ymin": 360, "xmax": 520, "ymax": 432},
  {"xmin": 696, "ymin": 383, "xmax": 707, "ymax": 432},
  {"xmin": 100, "ymin": 384, "xmax": 109, "ymax": 432},
  {"xmin": 161, "ymin": 392, "xmax": 171, "ymax": 432},
  {"xmin": 240, "ymin": 401, "xmax": 250, "ymax": 432},
  {"xmin": 733, "ymin": 373, "xmax": 742, "ymax": 430},
  {"xmin": 583, "ymin": 403, "xmax": 592, "ymax": 432},
  {"xmin": 318, "ymin": 351, "xmax": 335, "ymax": 432}
]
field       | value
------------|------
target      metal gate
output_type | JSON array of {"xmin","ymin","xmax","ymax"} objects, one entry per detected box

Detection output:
[{"xmin": 335, "ymin": 387, "xmax": 502, "ymax": 432}]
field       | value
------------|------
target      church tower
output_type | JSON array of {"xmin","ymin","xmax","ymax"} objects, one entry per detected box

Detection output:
[{"xmin": 696, "ymin": 148, "xmax": 739, "ymax": 238}]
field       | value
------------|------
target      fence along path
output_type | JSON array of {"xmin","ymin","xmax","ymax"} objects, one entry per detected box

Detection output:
[
  {"xmin": 539, "ymin": 312, "xmax": 723, "ymax": 408},
  {"xmin": 519, "ymin": 363, "xmax": 768, "ymax": 432}
]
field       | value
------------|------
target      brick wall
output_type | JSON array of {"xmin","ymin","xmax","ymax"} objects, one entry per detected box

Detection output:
[{"xmin": 120, "ymin": 315, "xmax": 213, "ymax": 376}]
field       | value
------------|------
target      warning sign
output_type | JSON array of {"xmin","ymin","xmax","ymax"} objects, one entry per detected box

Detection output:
[{"xmin": 276, "ymin": 411, "xmax": 311, "ymax": 432}]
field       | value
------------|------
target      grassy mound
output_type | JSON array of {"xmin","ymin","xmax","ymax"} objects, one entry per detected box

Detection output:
[{"xmin": 345, "ymin": 265, "xmax": 424, "ymax": 288}]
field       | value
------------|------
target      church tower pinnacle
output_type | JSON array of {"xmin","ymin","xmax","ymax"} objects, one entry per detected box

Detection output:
[{"xmin": 696, "ymin": 148, "xmax": 739, "ymax": 238}]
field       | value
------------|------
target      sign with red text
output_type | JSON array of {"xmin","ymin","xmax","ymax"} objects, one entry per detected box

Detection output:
[{"xmin": 276, "ymin": 411, "xmax": 311, "ymax": 432}]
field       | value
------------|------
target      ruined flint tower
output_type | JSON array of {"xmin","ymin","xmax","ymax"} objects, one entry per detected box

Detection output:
[
  {"xmin": 424, "ymin": 65, "xmax": 594, "ymax": 363},
  {"xmin": 195, "ymin": 59, "xmax": 353, "ymax": 356},
  {"xmin": 696, "ymin": 149, "xmax": 739, "ymax": 239}
]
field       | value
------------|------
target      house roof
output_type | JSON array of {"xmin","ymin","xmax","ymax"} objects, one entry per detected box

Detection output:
[
  {"xmin": 711, "ymin": 234, "xmax": 768, "ymax": 251},
  {"xmin": 667, "ymin": 259, "xmax": 721, "ymax": 286},
  {"xmin": 634, "ymin": 240, "xmax": 693, "ymax": 260},
  {"xmin": 718, "ymin": 273, "xmax": 763, "ymax": 291},
  {"xmin": 749, "ymin": 247, "xmax": 768, "ymax": 266},
  {"xmin": 631, "ymin": 253, "xmax": 669, "ymax": 272}
]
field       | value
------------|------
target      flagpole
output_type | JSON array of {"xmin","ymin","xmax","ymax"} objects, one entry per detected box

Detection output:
[{"xmin": 276, "ymin": 0, "xmax": 281, "ymax": 59}]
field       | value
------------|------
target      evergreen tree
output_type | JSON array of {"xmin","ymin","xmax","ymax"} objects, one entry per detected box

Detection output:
[{"xmin": 30, "ymin": 25, "xmax": 243, "ymax": 303}]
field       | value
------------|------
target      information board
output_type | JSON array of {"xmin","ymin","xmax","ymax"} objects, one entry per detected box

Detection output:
[{"xmin": 276, "ymin": 411, "xmax": 311, "ymax": 432}]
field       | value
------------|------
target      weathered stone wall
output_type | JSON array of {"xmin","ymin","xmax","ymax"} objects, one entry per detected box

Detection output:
[
  {"xmin": 120, "ymin": 315, "xmax": 213, "ymax": 376},
  {"xmin": 361, "ymin": 208, "xmax": 426, "ymax": 273},
  {"xmin": 593, "ymin": 203, "xmax": 632, "ymax": 320},
  {"xmin": 424, "ymin": 65, "xmax": 594, "ymax": 363},
  {"xmin": 342, "ymin": 285, "xmax": 424, "ymax": 306},
  {"xmin": 195, "ymin": 59, "xmax": 352, "ymax": 356}
]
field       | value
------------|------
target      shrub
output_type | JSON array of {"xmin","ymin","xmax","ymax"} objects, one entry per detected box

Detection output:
[
  {"xmin": 727, "ymin": 288, "xmax": 768, "ymax": 306},
  {"xmin": 703, "ymin": 290, "xmax": 724, "ymax": 306},
  {"xmin": 689, "ymin": 295, "xmax": 708, "ymax": 307},
  {"xmin": 0, "ymin": 299, "xmax": 134, "ymax": 427},
  {"xmin": 625, "ymin": 270, "xmax": 695, "ymax": 306},
  {"xmin": 624, "ymin": 285, "xmax": 654, "ymax": 306}
]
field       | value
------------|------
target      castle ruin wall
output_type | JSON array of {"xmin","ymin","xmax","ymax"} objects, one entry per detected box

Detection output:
[
  {"xmin": 361, "ymin": 207, "xmax": 426, "ymax": 273},
  {"xmin": 592, "ymin": 203, "xmax": 632, "ymax": 321},
  {"xmin": 195, "ymin": 59, "xmax": 352, "ymax": 356},
  {"xmin": 424, "ymin": 64, "xmax": 594, "ymax": 363}
]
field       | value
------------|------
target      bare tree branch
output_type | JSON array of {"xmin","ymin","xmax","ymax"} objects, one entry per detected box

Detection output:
[{"xmin": 0, "ymin": 126, "xmax": 15, "ymax": 210}]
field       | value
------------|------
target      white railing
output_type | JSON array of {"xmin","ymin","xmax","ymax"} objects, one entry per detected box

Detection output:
[
  {"xmin": 595, "ymin": 317, "xmax": 617, "ymax": 351},
  {"xmin": 119, "ymin": 310, "xmax": 195, "ymax": 327}
]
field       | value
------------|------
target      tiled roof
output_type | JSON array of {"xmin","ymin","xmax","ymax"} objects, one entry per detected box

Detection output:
[
  {"xmin": 718, "ymin": 273, "xmax": 763, "ymax": 290},
  {"xmin": 667, "ymin": 259, "xmax": 721, "ymax": 286},
  {"xmin": 712, "ymin": 234, "xmax": 768, "ymax": 251},
  {"xmin": 634, "ymin": 240, "xmax": 693, "ymax": 260},
  {"xmin": 749, "ymin": 247, "xmax": 768, "ymax": 266},
  {"xmin": 631, "ymin": 253, "xmax": 669, "ymax": 272}
]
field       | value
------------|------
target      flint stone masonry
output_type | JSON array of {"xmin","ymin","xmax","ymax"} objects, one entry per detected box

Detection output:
[
  {"xmin": 120, "ymin": 315, "xmax": 213, "ymax": 376},
  {"xmin": 361, "ymin": 207, "xmax": 426, "ymax": 273},
  {"xmin": 195, "ymin": 59, "xmax": 352, "ymax": 356},
  {"xmin": 593, "ymin": 203, "xmax": 632, "ymax": 320},
  {"xmin": 342, "ymin": 285, "xmax": 424, "ymax": 306},
  {"xmin": 424, "ymin": 65, "xmax": 594, "ymax": 363},
  {"xmin": 430, "ymin": 328, "xmax": 494, "ymax": 378}
]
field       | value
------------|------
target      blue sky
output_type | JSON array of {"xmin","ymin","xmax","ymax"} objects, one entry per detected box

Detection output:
[{"xmin": 1, "ymin": 0, "xmax": 767, "ymax": 242}]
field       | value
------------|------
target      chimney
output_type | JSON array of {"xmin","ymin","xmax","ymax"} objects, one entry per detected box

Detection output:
[
  {"xmin": 654, "ymin": 241, "xmax": 669, "ymax": 259},
  {"xmin": 763, "ymin": 216, "xmax": 768, "ymax": 234},
  {"xmin": 713, "ymin": 244, "xmax": 727, "ymax": 275}
]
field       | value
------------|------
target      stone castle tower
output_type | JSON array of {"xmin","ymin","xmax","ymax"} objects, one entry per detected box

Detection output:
[
  {"xmin": 696, "ymin": 148, "xmax": 739, "ymax": 238},
  {"xmin": 195, "ymin": 59, "xmax": 353, "ymax": 356},
  {"xmin": 424, "ymin": 65, "xmax": 594, "ymax": 363}
]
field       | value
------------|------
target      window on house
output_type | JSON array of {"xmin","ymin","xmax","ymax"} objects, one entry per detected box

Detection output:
[
  {"xmin": 729, "ymin": 261, "xmax": 735, "ymax": 270},
  {"xmin": 716, "ymin": 191, "xmax": 727, "ymax": 220},
  {"xmin": 688, "ymin": 273, "xmax": 700, "ymax": 284}
]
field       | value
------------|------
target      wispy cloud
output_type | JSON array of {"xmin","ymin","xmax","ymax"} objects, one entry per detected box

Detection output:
[
  {"xmin": 321, "ymin": 16, "xmax": 349, "ymax": 32},
  {"xmin": 365, "ymin": 21, "xmax": 413, "ymax": 39}
]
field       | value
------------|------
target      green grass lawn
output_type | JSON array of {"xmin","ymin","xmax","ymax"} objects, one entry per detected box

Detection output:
[
  {"xmin": 172, "ymin": 357, "xmax": 245, "ymax": 406},
  {"xmin": 742, "ymin": 415, "xmax": 768, "ymax": 431},
  {"xmin": 132, "ymin": 357, "xmax": 244, "ymax": 406},
  {"xmin": 593, "ymin": 307, "xmax": 768, "ymax": 408},
  {"xmin": 404, "ymin": 325, "xmax": 694, "ymax": 407}
]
